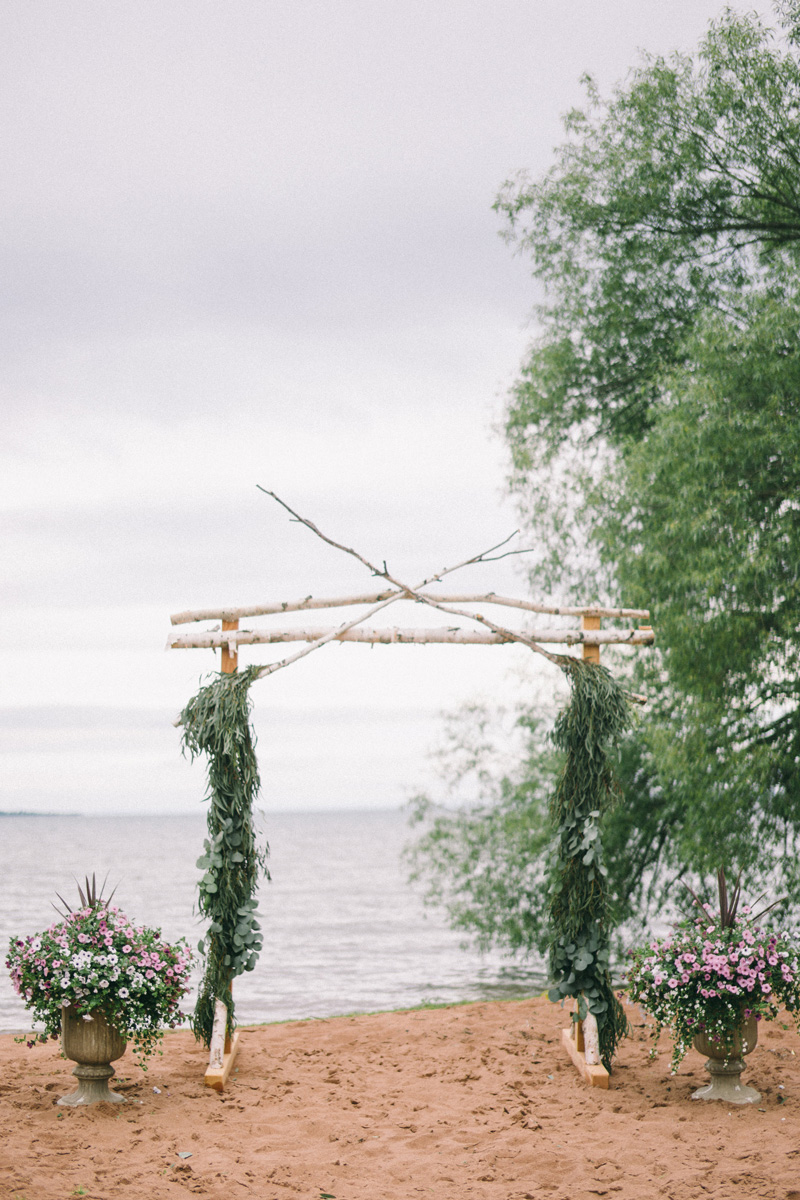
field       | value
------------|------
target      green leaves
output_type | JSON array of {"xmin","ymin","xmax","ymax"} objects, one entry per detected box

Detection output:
[
  {"xmin": 547, "ymin": 660, "xmax": 631, "ymax": 1067},
  {"xmin": 492, "ymin": 2, "xmax": 800, "ymax": 932},
  {"xmin": 498, "ymin": 5, "xmax": 800, "ymax": 458},
  {"xmin": 180, "ymin": 667, "xmax": 269, "ymax": 1047}
]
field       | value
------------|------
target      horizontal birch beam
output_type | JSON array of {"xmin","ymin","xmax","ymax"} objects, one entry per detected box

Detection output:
[
  {"xmin": 169, "ymin": 625, "xmax": 656, "ymax": 650},
  {"xmin": 170, "ymin": 594, "xmax": 650, "ymax": 625}
]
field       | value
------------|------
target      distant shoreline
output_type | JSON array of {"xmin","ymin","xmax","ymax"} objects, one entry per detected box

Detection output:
[{"xmin": 0, "ymin": 811, "xmax": 80, "ymax": 817}]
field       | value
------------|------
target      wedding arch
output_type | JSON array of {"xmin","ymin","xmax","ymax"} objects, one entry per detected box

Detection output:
[{"xmin": 168, "ymin": 491, "xmax": 655, "ymax": 1090}]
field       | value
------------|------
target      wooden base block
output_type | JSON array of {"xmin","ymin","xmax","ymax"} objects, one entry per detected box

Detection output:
[
  {"xmin": 561, "ymin": 1027, "xmax": 609, "ymax": 1089},
  {"xmin": 204, "ymin": 1029, "xmax": 240, "ymax": 1092}
]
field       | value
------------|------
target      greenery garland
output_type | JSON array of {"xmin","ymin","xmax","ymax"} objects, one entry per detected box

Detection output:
[
  {"xmin": 547, "ymin": 657, "xmax": 632, "ymax": 1069},
  {"xmin": 180, "ymin": 666, "xmax": 268, "ymax": 1047}
]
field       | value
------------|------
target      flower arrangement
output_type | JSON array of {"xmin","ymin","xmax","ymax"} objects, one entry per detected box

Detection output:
[
  {"xmin": 626, "ymin": 870, "xmax": 800, "ymax": 1072},
  {"xmin": 6, "ymin": 879, "xmax": 193, "ymax": 1068}
]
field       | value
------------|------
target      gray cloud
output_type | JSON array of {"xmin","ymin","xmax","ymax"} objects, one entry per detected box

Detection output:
[{"xmin": 0, "ymin": 0, "xmax": 776, "ymax": 811}]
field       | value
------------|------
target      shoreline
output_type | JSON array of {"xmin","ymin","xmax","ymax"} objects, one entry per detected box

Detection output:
[{"xmin": 1, "ymin": 989, "xmax": 552, "ymax": 1039}]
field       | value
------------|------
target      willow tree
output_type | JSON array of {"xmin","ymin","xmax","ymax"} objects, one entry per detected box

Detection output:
[{"xmin": 490, "ymin": 0, "xmax": 800, "ymax": 919}]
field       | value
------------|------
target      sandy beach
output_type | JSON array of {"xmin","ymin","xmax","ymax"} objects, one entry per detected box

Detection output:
[{"xmin": 1, "ymin": 994, "xmax": 798, "ymax": 1199}]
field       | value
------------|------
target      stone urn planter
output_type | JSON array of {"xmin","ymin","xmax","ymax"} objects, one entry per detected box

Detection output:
[
  {"xmin": 58, "ymin": 1007, "xmax": 128, "ymax": 1106},
  {"xmin": 691, "ymin": 1013, "xmax": 760, "ymax": 1104}
]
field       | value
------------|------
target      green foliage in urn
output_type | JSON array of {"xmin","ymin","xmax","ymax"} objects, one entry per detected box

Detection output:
[
  {"xmin": 180, "ymin": 667, "xmax": 269, "ymax": 1046},
  {"xmin": 547, "ymin": 659, "xmax": 632, "ymax": 1069}
]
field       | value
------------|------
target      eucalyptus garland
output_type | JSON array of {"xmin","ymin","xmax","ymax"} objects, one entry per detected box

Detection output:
[
  {"xmin": 547, "ymin": 657, "xmax": 632, "ymax": 1069},
  {"xmin": 180, "ymin": 666, "xmax": 268, "ymax": 1047}
]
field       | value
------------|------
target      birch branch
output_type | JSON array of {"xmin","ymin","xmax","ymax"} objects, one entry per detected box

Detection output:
[
  {"xmin": 258, "ymin": 489, "xmax": 564, "ymax": 666},
  {"xmin": 257, "ymin": 486, "xmax": 523, "ymax": 582},
  {"xmin": 245, "ymin": 516, "xmax": 539, "ymax": 684},
  {"xmin": 170, "ymin": 536, "xmax": 512, "ymax": 725},
  {"xmin": 169, "ymin": 625, "xmax": 656, "ymax": 649},
  {"xmin": 170, "ymin": 594, "xmax": 650, "ymax": 626}
]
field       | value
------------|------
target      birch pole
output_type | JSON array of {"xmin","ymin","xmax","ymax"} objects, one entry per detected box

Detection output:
[
  {"xmin": 580, "ymin": 613, "xmax": 602, "ymax": 1071},
  {"xmin": 206, "ymin": 617, "xmax": 238, "ymax": 1085}
]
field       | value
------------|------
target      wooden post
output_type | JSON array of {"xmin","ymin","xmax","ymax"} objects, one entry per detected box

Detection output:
[
  {"xmin": 220, "ymin": 619, "xmax": 239, "ymax": 675},
  {"xmin": 582, "ymin": 613, "xmax": 601, "ymax": 664},
  {"xmin": 204, "ymin": 618, "xmax": 240, "ymax": 1091}
]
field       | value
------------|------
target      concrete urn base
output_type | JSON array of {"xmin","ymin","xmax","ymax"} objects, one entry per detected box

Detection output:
[
  {"xmin": 58, "ymin": 1007, "xmax": 128, "ymax": 1106},
  {"xmin": 691, "ymin": 1014, "xmax": 760, "ymax": 1105}
]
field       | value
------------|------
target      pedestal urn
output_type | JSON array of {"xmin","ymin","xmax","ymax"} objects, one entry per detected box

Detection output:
[
  {"xmin": 692, "ymin": 1014, "xmax": 760, "ymax": 1104},
  {"xmin": 58, "ymin": 1008, "xmax": 128, "ymax": 1106}
]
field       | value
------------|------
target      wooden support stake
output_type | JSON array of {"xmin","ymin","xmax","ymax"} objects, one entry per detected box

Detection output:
[{"xmin": 561, "ymin": 1021, "xmax": 609, "ymax": 1089}]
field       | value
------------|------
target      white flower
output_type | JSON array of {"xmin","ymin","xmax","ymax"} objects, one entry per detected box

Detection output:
[
  {"xmin": 119, "ymin": 987, "xmax": 129, "ymax": 998},
  {"xmin": 60, "ymin": 974, "xmax": 71, "ymax": 988}
]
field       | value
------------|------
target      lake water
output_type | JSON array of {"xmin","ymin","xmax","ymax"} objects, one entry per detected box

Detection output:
[{"xmin": 0, "ymin": 810, "xmax": 546, "ymax": 1033}]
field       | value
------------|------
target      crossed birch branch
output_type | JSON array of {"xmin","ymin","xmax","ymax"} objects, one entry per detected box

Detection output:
[
  {"xmin": 171, "ymin": 490, "xmax": 651, "ymax": 709},
  {"xmin": 257, "ymin": 488, "xmax": 565, "ymax": 669}
]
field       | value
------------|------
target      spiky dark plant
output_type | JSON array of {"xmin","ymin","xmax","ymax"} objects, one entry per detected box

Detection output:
[
  {"xmin": 53, "ymin": 872, "xmax": 118, "ymax": 919},
  {"xmin": 682, "ymin": 867, "xmax": 786, "ymax": 930}
]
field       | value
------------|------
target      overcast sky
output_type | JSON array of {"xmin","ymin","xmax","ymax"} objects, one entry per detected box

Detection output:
[{"xmin": 0, "ymin": 0, "xmax": 776, "ymax": 815}]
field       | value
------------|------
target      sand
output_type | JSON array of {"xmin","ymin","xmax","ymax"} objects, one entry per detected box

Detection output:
[{"xmin": 1, "ymin": 995, "xmax": 799, "ymax": 1199}]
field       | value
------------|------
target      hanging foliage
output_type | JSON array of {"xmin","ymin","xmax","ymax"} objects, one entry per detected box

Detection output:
[
  {"xmin": 547, "ymin": 657, "xmax": 632, "ymax": 1069},
  {"xmin": 180, "ymin": 666, "xmax": 268, "ymax": 1047}
]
